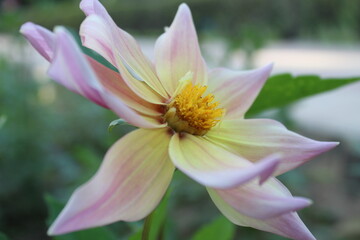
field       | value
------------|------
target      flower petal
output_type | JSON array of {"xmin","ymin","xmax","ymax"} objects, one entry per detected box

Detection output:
[
  {"xmin": 49, "ymin": 27, "xmax": 163, "ymax": 128},
  {"xmin": 88, "ymin": 57, "xmax": 162, "ymax": 117},
  {"xmin": 207, "ymin": 64, "xmax": 273, "ymax": 119},
  {"xmin": 49, "ymin": 27, "xmax": 107, "ymax": 108},
  {"xmin": 208, "ymin": 179, "xmax": 316, "ymax": 240},
  {"xmin": 207, "ymin": 118, "xmax": 338, "ymax": 175},
  {"xmin": 20, "ymin": 22, "xmax": 55, "ymax": 61},
  {"xmin": 48, "ymin": 128, "xmax": 174, "ymax": 235},
  {"xmin": 209, "ymin": 178, "xmax": 311, "ymax": 220},
  {"xmin": 154, "ymin": 3, "xmax": 207, "ymax": 95},
  {"xmin": 80, "ymin": 0, "xmax": 168, "ymax": 101},
  {"xmin": 169, "ymin": 133, "xmax": 281, "ymax": 189},
  {"xmin": 20, "ymin": 23, "xmax": 161, "ymax": 118}
]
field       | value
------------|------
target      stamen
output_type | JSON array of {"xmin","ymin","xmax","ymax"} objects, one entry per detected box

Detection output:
[{"xmin": 165, "ymin": 82, "xmax": 224, "ymax": 135}]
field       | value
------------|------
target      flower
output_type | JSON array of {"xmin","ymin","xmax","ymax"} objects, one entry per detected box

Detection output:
[{"xmin": 20, "ymin": 0, "xmax": 338, "ymax": 239}]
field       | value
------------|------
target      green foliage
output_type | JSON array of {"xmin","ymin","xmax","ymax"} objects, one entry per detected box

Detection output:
[
  {"xmin": 191, "ymin": 215, "xmax": 235, "ymax": 240},
  {"xmin": 0, "ymin": 232, "xmax": 9, "ymax": 240},
  {"xmin": 45, "ymin": 195, "xmax": 117, "ymax": 240},
  {"xmin": 246, "ymin": 74, "xmax": 360, "ymax": 116},
  {"xmin": 2, "ymin": 0, "xmax": 360, "ymax": 44},
  {"xmin": 147, "ymin": 191, "xmax": 170, "ymax": 240}
]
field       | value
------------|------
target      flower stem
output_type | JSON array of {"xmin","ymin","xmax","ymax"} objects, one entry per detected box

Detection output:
[{"xmin": 141, "ymin": 211, "xmax": 154, "ymax": 240}]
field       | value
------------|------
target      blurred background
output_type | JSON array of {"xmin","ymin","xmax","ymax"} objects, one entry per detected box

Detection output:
[{"xmin": 0, "ymin": 0, "xmax": 360, "ymax": 239}]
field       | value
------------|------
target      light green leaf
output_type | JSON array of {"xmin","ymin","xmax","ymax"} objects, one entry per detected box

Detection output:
[
  {"xmin": 192, "ymin": 215, "xmax": 235, "ymax": 240},
  {"xmin": 128, "ymin": 230, "xmax": 142, "ymax": 240},
  {"xmin": 148, "ymin": 190, "xmax": 170, "ymax": 240},
  {"xmin": 246, "ymin": 74, "xmax": 360, "ymax": 116},
  {"xmin": 108, "ymin": 119, "xmax": 127, "ymax": 132},
  {"xmin": 0, "ymin": 115, "xmax": 6, "ymax": 129},
  {"xmin": 44, "ymin": 195, "xmax": 117, "ymax": 240}
]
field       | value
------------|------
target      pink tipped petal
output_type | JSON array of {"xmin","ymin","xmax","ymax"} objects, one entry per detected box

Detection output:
[
  {"xmin": 79, "ymin": 0, "xmax": 97, "ymax": 16},
  {"xmin": 169, "ymin": 133, "xmax": 281, "ymax": 189},
  {"xmin": 88, "ymin": 57, "xmax": 162, "ymax": 117},
  {"xmin": 154, "ymin": 3, "xmax": 207, "ymax": 95},
  {"xmin": 49, "ymin": 27, "xmax": 107, "ymax": 108},
  {"xmin": 210, "ymin": 178, "xmax": 312, "ymax": 220},
  {"xmin": 49, "ymin": 27, "xmax": 162, "ymax": 128},
  {"xmin": 20, "ymin": 22, "xmax": 160, "ymax": 116},
  {"xmin": 20, "ymin": 22, "xmax": 55, "ymax": 61},
  {"xmin": 102, "ymin": 92, "xmax": 166, "ymax": 129},
  {"xmin": 207, "ymin": 118, "xmax": 339, "ymax": 175},
  {"xmin": 207, "ymin": 64, "xmax": 273, "ymax": 119},
  {"xmin": 79, "ymin": 0, "xmax": 168, "ymax": 100},
  {"xmin": 48, "ymin": 128, "xmax": 174, "ymax": 235},
  {"xmin": 208, "ymin": 180, "xmax": 316, "ymax": 240}
]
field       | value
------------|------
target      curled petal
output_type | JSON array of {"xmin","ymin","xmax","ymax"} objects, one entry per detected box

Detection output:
[
  {"xmin": 209, "ymin": 178, "xmax": 312, "ymax": 220},
  {"xmin": 207, "ymin": 64, "xmax": 273, "ymax": 119},
  {"xmin": 88, "ymin": 58, "xmax": 162, "ymax": 117},
  {"xmin": 102, "ymin": 92, "xmax": 166, "ymax": 128},
  {"xmin": 208, "ymin": 179, "xmax": 316, "ymax": 240},
  {"xmin": 154, "ymin": 3, "xmax": 207, "ymax": 95},
  {"xmin": 207, "ymin": 118, "xmax": 338, "ymax": 175},
  {"xmin": 169, "ymin": 133, "xmax": 281, "ymax": 189},
  {"xmin": 80, "ymin": 0, "xmax": 168, "ymax": 101},
  {"xmin": 49, "ymin": 27, "xmax": 107, "ymax": 108},
  {"xmin": 20, "ymin": 22, "xmax": 55, "ymax": 61},
  {"xmin": 20, "ymin": 23, "xmax": 161, "ymax": 119},
  {"xmin": 48, "ymin": 128, "xmax": 175, "ymax": 235},
  {"xmin": 49, "ymin": 27, "xmax": 163, "ymax": 128}
]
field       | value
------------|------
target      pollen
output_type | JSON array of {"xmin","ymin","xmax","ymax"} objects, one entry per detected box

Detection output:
[{"xmin": 165, "ymin": 82, "xmax": 224, "ymax": 135}]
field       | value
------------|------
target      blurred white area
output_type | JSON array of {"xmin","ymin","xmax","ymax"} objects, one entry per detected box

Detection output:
[
  {"xmin": 255, "ymin": 42, "xmax": 360, "ymax": 78},
  {"xmin": 252, "ymin": 42, "xmax": 360, "ymax": 143},
  {"xmin": 2, "ymin": 34, "xmax": 360, "ymax": 142}
]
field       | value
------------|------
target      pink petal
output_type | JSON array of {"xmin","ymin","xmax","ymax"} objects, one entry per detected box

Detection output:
[
  {"xmin": 20, "ymin": 22, "xmax": 55, "ymax": 61},
  {"xmin": 169, "ymin": 133, "xmax": 281, "ymax": 189},
  {"xmin": 208, "ymin": 179, "xmax": 316, "ymax": 240},
  {"xmin": 20, "ymin": 23, "xmax": 162, "ymax": 118},
  {"xmin": 49, "ymin": 27, "xmax": 107, "ymax": 108},
  {"xmin": 49, "ymin": 27, "xmax": 163, "ymax": 129},
  {"xmin": 207, "ymin": 118, "xmax": 338, "ymax": 175},
  {"xmin": 79, "ymin": 0, "xmax": 168, "ymax": 101},
  {"xmin": 48, "ymin": 128, "xmax": 174, "ymax": 235},
  {"xmin": 210, "ymin": 178, "xmax": 312, "ymax": 220},
  {"xmin": 207, "ymin": 64, "xmax": 273, "ymax": 119},
  {"xmin": 88, "ymin": 57, "xmax": 162, "ymax": 117},
  {"xmin": 154, "ymin": 3, "xmax": 207, "ymax": 95}
]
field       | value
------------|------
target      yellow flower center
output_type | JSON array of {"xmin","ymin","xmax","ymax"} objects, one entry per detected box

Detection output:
[{"xmin": 165, "ymin": 82, "xmax": 224, "ymax": 136}]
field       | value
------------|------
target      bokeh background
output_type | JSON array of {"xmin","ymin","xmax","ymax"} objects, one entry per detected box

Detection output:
[{"xmin": 1, "ymin": 0, "xmax": 360, "ymax": 239}]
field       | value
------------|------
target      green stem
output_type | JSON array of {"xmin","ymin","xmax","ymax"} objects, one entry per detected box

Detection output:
[{"xmin": 141, "ymin": 211, "xmax": 154, "ymax": 240}]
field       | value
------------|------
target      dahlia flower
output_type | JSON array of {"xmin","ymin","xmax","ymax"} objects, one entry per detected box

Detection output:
[{"xmin": 20, "ymin": 0, "xmax": 337, "ymax": 239}]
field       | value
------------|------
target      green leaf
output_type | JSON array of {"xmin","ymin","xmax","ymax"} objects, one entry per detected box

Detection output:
[
  {"xmin": 128, "ymin": 230, "xmax": 142, "ymax": 240},
  {"xmin": 44, "ymin": 195, "xmax": 117, "ymax": 240},
  {"xmin": 246, "ymin": 74, "xmax": 360, "ymax": 116},
  {"xmin": 0, "ymin": 232, "xmax": 9, "ymax": 240},
  {"xmin": 148, "ymin": 190, "xmax": 170, "ymax": 240},
  {"xmin": 108, "ymin": 119, "xmax": 127, "ymax": 132},
  {"xmin": 65, "ymin": 27, "xmax": 118, "ymax": 73},
  {"xmin": 192, "ymin": 215, "xmax": 235, "ymax": 240}
]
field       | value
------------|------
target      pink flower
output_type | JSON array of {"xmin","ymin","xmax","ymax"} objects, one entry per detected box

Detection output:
[{"xmin": 21, "ymin": 1, "xmax": 337, "ymax": 239}]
